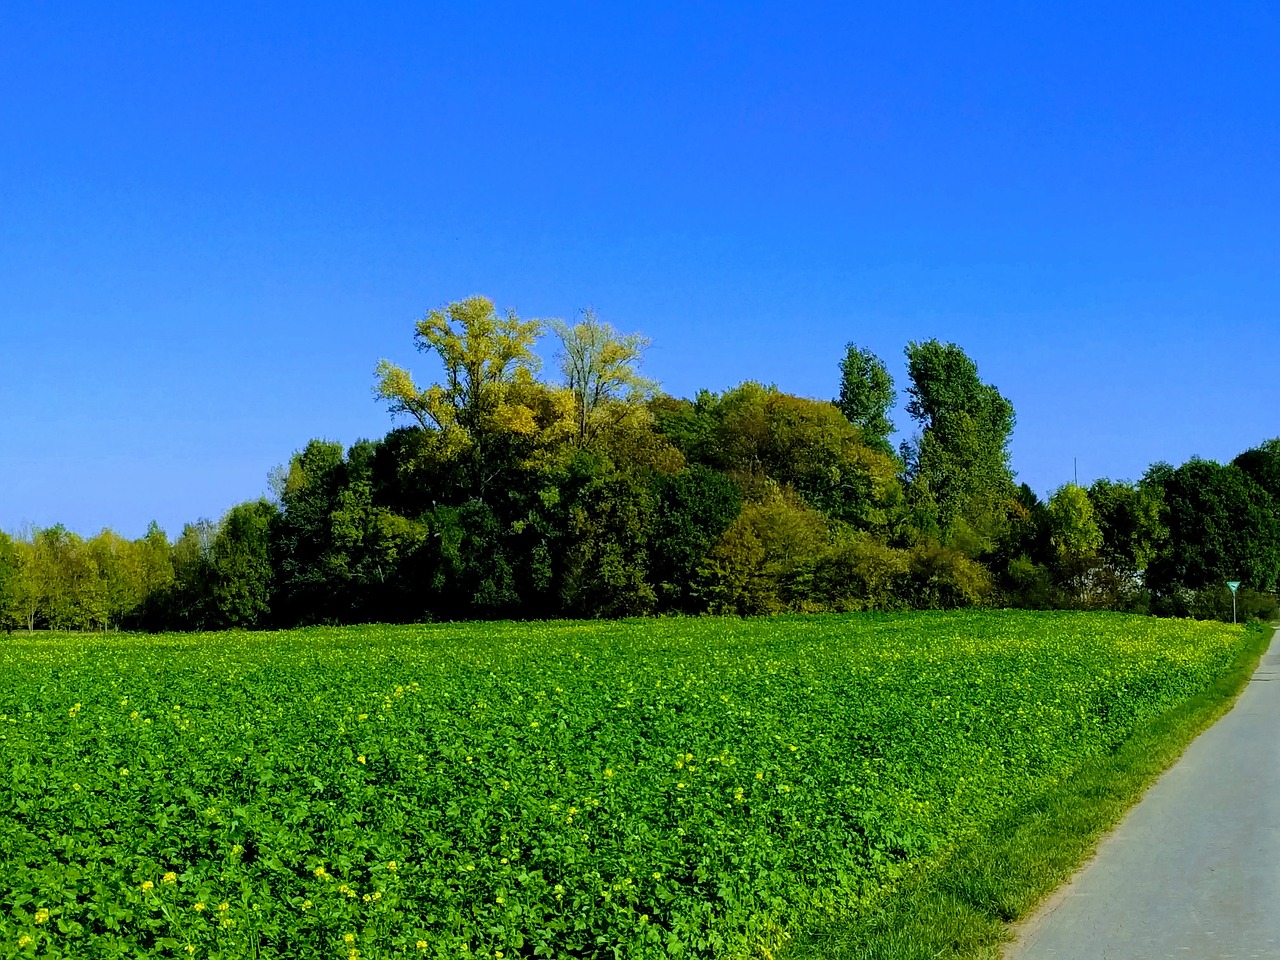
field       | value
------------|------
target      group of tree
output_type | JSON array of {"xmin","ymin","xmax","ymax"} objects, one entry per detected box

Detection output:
[{"xmin": 4, "ymin": 295, "xmax": 1278, "ymax": 632}]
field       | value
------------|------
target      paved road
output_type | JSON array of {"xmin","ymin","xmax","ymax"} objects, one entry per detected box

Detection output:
[{"xmin": 1007, "ymin": 632, "xmax": 1280, "ymax": 960}]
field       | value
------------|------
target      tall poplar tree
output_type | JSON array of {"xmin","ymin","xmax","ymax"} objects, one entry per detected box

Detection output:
[
  {"xmin": 903, "ymin": 340, "xmax": 1016, "ymax": 541},
  {"xmin": 836, "ymin": 343, "xmax": 896, "ymax": 454}
]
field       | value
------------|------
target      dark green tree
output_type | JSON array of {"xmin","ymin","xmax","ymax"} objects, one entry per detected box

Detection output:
[
  {"xmin": 273, "ymin": 440, "xmax": 347, "ymax": 624},
  {"xmin": 1145, "ymin": 458, "xmax": 1280, "ymax": 599},
  {"xmin": 902, "ymin": 340, "xmax": 1016, "ymax": 543},
  {"xmin": 1233, "ymin": 439, "xmax": 1280, "ymax": 501},
  {"xmin": 649, "ymin": 466, "xmax": 742, "ymax": 611},
  {"xmin": 211, "ymin": 500, "xmax": 279, "ymax": 628},
  {"xmin": 836, "ymin": 343, "xmax": 896, "ymax": 454},
  {"xmin": 0, "ymin": 531, "xmax": 18, "ymax": 632}
]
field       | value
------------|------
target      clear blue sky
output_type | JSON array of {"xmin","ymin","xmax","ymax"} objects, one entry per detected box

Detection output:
[{"xmin": 3, "ymin": 1, "xmax": 1278, "ymax": 538}]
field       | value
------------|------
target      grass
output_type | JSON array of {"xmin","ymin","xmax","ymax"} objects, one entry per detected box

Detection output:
[{"xmin": 786, "ymin": 619, "xmax": 1275, "ymax": 960}]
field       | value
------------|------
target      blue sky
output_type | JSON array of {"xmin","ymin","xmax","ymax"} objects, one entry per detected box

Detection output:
[{"xmin": 2, "ymin": 1, "xmax": 1278, "ymax": 538}]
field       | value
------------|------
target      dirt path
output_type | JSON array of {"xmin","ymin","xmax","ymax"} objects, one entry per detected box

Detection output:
[{"xmin": 1006, "ymin": 630, "xmax": 1280, "ymax": 959}]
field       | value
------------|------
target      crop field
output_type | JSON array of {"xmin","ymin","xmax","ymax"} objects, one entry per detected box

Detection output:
[{"xmin": 0, "ymin": 611, "xmax": 1249, "ymax": 959}]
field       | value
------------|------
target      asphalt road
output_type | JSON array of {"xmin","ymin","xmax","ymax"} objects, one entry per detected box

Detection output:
[{"xmin": 1006, "ymin": 631, "xmax": 1280, "ymax": 960}]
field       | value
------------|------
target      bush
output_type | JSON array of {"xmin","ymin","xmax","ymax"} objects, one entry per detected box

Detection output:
[
  {"xmin": 903, "ymin": 540, "xmax": 993, "ymax": 609},
  {"xmin": 812, "ymin": 535, "xmax": 910, "ymax": 611}
]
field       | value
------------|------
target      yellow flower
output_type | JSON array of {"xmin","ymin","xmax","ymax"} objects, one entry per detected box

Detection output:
[
  {"xmin": 34, "ymin": 908, "xmax": 49, "ymax": 924},
  {"xmin": 18, "ymin": 936, "xmax": 32, "ymax": 948},
  {"xmin": 141, "ymin": 880, "xmax": 154, "ymax": 892},
  {"xmin": 387, "ymin": 861, "xmax": 397, "ymax": 872},
  {"xmin": 162, "ymin": 872, "xmax": 177, "ymax": 884},
  {"xmin": 604, "ymin": 768, "xmax": 613, "ymax": 777},
  {"xmin": 416, "ymin": 941, "xmax": 428, "ymax": 951},
  {"xmin": 357, "ymin": 755, "xmax": 366, "ymax": 764},
  {"xmin": 186, "ymin": 946, "xmax": 194, "ymax": 956},
  {"xmin": 314, "ymin": 866, "xmax": 328, "ymax": 879},
  {"xmin": 343, "ymin": 933, "xmax": 355, "ymax": 945},
  {"xmin": 120, "ymin": 768, "xmax": 129, "ymax": 777},
  {"xmin": 194, "ymin": 902, "xmax": 206, "ymax": 912},
  {"xmin": 495, "ymin": 896, "xmax": 505, "ymax": 905},
  {"xmin": 217, "ymin": 902, "xmax": 229, "ymax": 913},
  {"xmin": 349, "ymin": 951, "xmax": 359, "ymax": 960},
  {"xmin": 371, "ymin": 891, "xmax": 381, "ymax": 901},
  {"xmin": 496, "ymin": 952, "xmax": 504, "ymax": 959},
  {"xmin": 302, "ymin": 899, "xmax": 313, "ymax": 910},
  {"xmin": 362, "ymin": 893, "xmax": 371, "ymax": 903}
]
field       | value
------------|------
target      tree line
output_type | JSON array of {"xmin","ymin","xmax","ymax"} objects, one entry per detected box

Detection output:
[{"xmin": 4, "ymin": 295, "xmax": 1278, "ymax": 632}]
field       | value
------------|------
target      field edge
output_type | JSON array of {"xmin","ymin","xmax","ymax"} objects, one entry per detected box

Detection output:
[{"xmin": 784, "ymin": 618, "xmax": 1275, "ymax": 960}]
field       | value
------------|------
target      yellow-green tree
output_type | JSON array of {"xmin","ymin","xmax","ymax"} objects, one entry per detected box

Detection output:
[
  {"xmin": 375, "ymin": 295, "xmax": 556, "ymax": 494},
  {"xmin": 550, "ymin": 308, "xmax": 658, "ymax": 449},
  {"xmin": 1048, "ymin": 483, "xmax": 1103, "ymax": 601}
]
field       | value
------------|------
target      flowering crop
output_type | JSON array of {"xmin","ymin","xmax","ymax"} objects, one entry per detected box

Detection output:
[{"xmin": 0, "ymin": 611, "xmax": 1247, "ymax": 958}]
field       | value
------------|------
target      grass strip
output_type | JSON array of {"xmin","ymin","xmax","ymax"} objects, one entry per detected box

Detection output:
[{"xmin": 786, "ymin": 619, "xmax": 1275, "ymax": 960}]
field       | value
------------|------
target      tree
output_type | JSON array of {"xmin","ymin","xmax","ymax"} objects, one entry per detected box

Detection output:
[
  {"xmin": 551, "ymin": 309, "xmax": 658, "ymax": 449},
  {"xmin": 663, "ymin": 382, "xmax": 902, "ymax": 530},
  {"xmin": 649, "ymin": 466, "xmax": 742, "ymax": 611},
  {"xmin": 1047, "ymin": 484, "xmax": 1103, "ymax": 601},
  {"xmin": 836, "ymin": 343, "xmax": 895, "ymax": 453},
  {"xmin": 1145, "ymin": 458, "xmax": 1280, "ymax": 599},
  {"xmin": 555, "ymin": 457, "xmax": 658, "ymax": 618},
  {"xmin": 902, "ymin": 340, "xmax": 1016, "ymax": 542},
  {"xmin": 273, "ymin": 439, "xmax": 347, "ymax": 624},
  {"xmin": 85, "ymin": 529, "xmax": 147, "ymax": 631},
  {"xmin": 8, "ymin": 536, "xmax": 40, "ymax": 631},
  {"xmin": 1233, "ymin": 439, "xmax": 1280, "ymax": 501},
  {"xmin": 211, "ymin": 500, "xmax": 279, "ymax": 628},
  {"xmin": 1087, "ymin": 479, "xmax": 1166, "ymax": 578},
  {"xmin": 31, "ymin": 525, "xmax": 97, "ymax": 630},
  {"xmin": 694, "ymin": 496, "xmax": 828, "ymax": 615},
  {"xmin": 0, "ymin": 532, "xmax": 19, "ymax": 631},
  {"xmin": 375, "ymin": 295, "xmax": 546, "ymax": 496}
]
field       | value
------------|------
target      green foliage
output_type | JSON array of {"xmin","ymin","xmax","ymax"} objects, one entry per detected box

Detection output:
[
  {"xmin": 835, "ymin": 343, "xmax": 896, "ymax": 454},
  {"xmin": 1047, "ymin": 484, "xmax": 1102, "ymax": 601},
  {"xmin": 903, "ymin": 340, "xmax": 1016, "ymax": 540},
  {"xmin": 426, "ymin": 501, "xmax": 521, "ymax": 619},
  {"xmin": 811, "ymin": 534, "xmax": 910, "ymax": 611},
  {"xmin": 694, "ymin": 497, "xmax": 828, "ymax": 614},
  {"xmin": 657, "ymin": 382, "xmax": 901, "ymax": 530},
  {"xmin": 1232, "ymin": 438, "xmax": 1280, "ymax": 501},
  {"xmin": 0, "ymin": 532, "xmax": 19, "ymax": 631},
  {"xmin": 648, "ymin": 467, "xmax": 743, "ymax": 611},
  {"xmin": 0, "ymin": 613, "xmax": 1249, "ymax": 958},
  {"xmin": 1087, "ymin": 479, "xmax": 1166, "ymax": 577},
  {"xmin": 550, "ymin": 309, "xmax": 658, "ymax": 449},
  {"xmin": 211, "ymin": 500, "xmax": 279, "ymax": 629},
  {"xmin": 901, "ymin": 540, "xmax": 994, "ymax": 609},
  {"xmin": 555, "ymin": 459, "xmax": 658, "ymax": 619},
  {"xmin": 375, "ymin": 296, "xmax": 551, "ymax": 497},
  {"xmin": 1146, "ymin": 458, "xmax": 1280, "ymax": 596}
]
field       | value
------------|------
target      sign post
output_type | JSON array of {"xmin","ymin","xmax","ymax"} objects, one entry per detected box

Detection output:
[{"xmin": 1227, "ymin": 580, "xmax": 1241, "ymax": 624}]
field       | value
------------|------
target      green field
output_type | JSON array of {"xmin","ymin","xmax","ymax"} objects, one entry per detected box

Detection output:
[{"xmin": 0, "ymin": 612, "xmax": 1251, "ymax": 959}]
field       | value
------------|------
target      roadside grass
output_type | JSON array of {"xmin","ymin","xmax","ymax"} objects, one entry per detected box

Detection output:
[{"xmin": 787, "ymin": 620, "xmax": 1274, "ymax": 960}]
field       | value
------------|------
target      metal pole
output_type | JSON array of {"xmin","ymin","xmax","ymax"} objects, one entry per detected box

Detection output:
[{"xmin": 1233, "ymin": 592, "xmax": 1237, "ymax": 624}]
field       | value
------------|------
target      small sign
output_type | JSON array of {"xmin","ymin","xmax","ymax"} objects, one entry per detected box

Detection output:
[{"xmin": 1227, "ymin": 580, "xmax": 1241, "ymax": 593}]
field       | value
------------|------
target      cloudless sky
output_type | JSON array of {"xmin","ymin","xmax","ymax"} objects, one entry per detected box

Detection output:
[{"xmin": 3, "ymin": 1, "xmax": 1278, "ymax": 538}]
